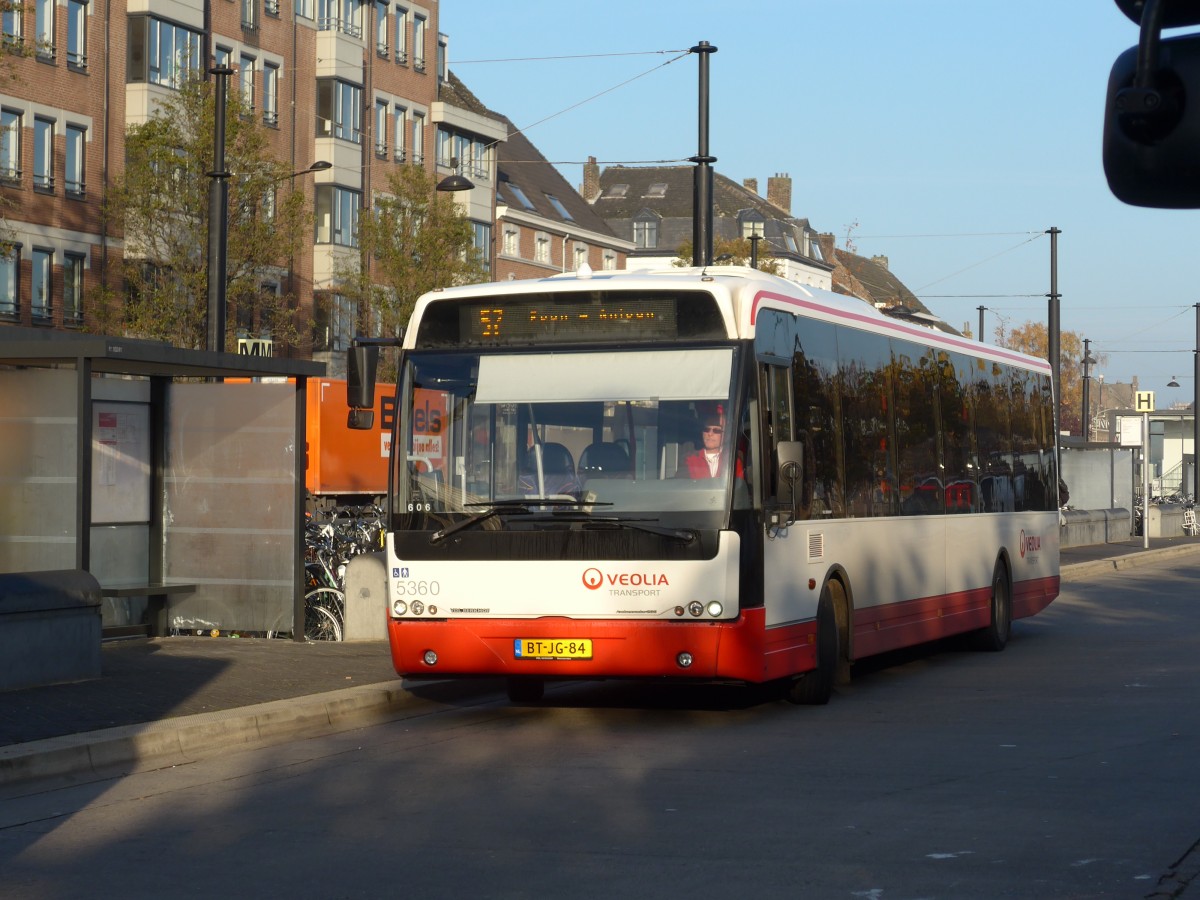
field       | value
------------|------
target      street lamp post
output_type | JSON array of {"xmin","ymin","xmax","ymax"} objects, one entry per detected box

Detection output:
[
  {"xmin": 1082, "ymin": 338, "xmax": 1097, "ymax": 441},
  {"xmin": 206, "ymin": 66, "xmax": 234, "ymax": 354}
]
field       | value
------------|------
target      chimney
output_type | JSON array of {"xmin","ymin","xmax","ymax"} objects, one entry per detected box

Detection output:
[
  {"xmin": 817, "ymin": 232, "xmax": 836, "ymax": 260},
  {"xmin": 582, "ymin": 156, "xmax": 600, "ymax": 202},
  {"xmin": 743, "ymin": 177, "xmax": 759, "ymax": 195},
  {"xmin": 766, "ymin": 172, "xmax": 791, "ymax": 214},
  {"xmin": 871, "ymin": 254, "xmax": 889, "ymax": 271}
]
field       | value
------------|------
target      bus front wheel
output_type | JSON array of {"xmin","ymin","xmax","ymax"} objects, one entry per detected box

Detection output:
[{"xmin": 786, "ymin": 585, "xmax": 838, "ymax": 705}]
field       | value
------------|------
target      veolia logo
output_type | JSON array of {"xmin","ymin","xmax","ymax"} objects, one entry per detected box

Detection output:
[
  {"xmin": 581, "ymin": 567, "xmax": 671, "ymax": 589},
  {"xmin": 582, "ymin": 568, "xmax": 603, "ymax": 590},
  {"xmin": 1019, "ymin": 530, "xmax": 1042, "ymax": 558}
]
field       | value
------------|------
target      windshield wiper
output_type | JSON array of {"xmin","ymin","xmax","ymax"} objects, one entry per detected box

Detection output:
[
  {"xmin": 527, "ymin": 512, "xmax": 696, "ymax": 544},
  {"xmin": 429, "ymin": 499, "xmax": 611, "ymax": 545}
]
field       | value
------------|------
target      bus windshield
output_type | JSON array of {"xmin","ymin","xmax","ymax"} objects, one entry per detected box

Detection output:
[{"xmin": 395, "ymin": 346, "xmax": 746, "ymax": 526}]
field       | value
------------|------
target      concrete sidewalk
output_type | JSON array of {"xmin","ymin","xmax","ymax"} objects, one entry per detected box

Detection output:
[{"xmin": 3, "ymin": 535, "xmax": 1199, "ymax": 787}]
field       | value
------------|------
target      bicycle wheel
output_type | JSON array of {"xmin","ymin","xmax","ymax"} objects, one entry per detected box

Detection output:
[{"xmin": 304, "ymin": 588, "xmax": 345, "ymax": 641}]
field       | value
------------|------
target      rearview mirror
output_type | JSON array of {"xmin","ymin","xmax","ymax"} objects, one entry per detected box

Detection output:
[
  {"xmin": 1103, "ymin": 33, "xmax": 1200, "ymax": 207},
  {"xmin": 347, "ymin": 343, "xmax": 378, "ymax": 410}
]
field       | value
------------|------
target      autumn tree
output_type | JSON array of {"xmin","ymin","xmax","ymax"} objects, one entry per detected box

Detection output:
[
  {"xmin": 96, "ymin": 75, "xmax": 309, "ymax": 350},
  {"xmin": 333, "ymin": 163, "xmax": 487, "ymax": 344},
  {"xmin": 673, "ymin": 236, "xmax": 782, "ymax": 276},
  {"xmin": 995, "ymin": 320, "xmax": 1108, "ymax": 437}
]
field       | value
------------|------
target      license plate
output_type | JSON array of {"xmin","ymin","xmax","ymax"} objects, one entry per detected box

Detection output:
[{"xmin": 514, "ymin": 638, "xmax": 593, "ymax": 660}]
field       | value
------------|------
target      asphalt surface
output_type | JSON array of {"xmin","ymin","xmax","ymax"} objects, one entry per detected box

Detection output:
[{"xmin": 2, "ymin": 534, "xmax": 1199, "ymax": 789}]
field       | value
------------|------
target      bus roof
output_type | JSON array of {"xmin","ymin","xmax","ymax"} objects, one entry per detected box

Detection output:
[{"xmin": 406, "ymin": 265, "xmax": 1052, "ymax": 375}]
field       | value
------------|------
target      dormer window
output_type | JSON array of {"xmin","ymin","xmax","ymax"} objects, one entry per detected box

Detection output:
[
  {"xmin": 632, "ymin": 210, "xmax": 660, "ymax": 249},
  {"xmin": 738, "ymin": 208, "xmax": 766, "ymax": 239},
  {"xmin": 507, "ymin": 183, "xmax": 535, "ymax": 210},
  {"xmin": 545, "ymin": 193, "xmax": 573, "ymax": 221}
]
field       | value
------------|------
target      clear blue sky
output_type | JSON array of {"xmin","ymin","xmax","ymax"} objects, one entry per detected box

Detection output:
[{"xmin": 442, "ymin": 0, "xmax": 1200, "ymax": 409}]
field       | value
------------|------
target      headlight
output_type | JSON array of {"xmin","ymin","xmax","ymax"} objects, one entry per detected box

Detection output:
[
  {"xmin": 393, "ymin": 600, "xmax": 408, "ymax": 616},
  {"xmin": 706, "ymin": 601, "xmax": 723, "ymax": 618}
]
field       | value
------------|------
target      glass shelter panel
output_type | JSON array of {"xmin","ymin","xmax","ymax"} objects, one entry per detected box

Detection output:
[
  {"xmin": 0, "ymin": 369, "xmax": 77, "ymax": 572},
  {"xmin": 164, "ymin": 383, "xmax": 297, "ymax": 634}
]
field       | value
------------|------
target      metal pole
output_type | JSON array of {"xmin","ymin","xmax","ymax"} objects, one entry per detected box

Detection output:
[
  {"xmin": 1194, "ymin": 302, "xmax": 1199, "ymax": 499},
  {"xmin": 1143, "ymin": 410, "xmax": 1151, "ymax": 549},
  {"xmin": 978, "ymin": 305, "xmax": 985, "ymax": 342},
  {"xmin": 690, "ymin": 41, "xmax": 717, "ymax": 267},
  {"xmin": 1047, "ymin": 227, "xmax": 1061, "ymax": 448},
  {"xmin": 207, "ymin": 66, "xmax": 233, "ymax": 354},
  {"xmin": 1082, "ymin": 338, "xmax": 1092, "ymax": 441},
  {"xmin": 749, "ymin": 233, "xmax": 760, "ymax": 270}
]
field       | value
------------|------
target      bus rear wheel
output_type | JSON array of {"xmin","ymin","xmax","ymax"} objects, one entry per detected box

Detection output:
[
  {"xmin": 507, "ymin": 676, "xmax": 545, "ymax": 703},
  {"xmin": 786, "ymin": 585, "xmax": 838, "ymax": 705},
  {"xmin": 972, "ymin": 562, "xmax": 1011, "ymax": 652}
]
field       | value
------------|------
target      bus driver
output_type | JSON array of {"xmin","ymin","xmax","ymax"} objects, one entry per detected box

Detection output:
[{"xmin": 682, "ymin": 407, "xmax": 744, "ymax": 479}]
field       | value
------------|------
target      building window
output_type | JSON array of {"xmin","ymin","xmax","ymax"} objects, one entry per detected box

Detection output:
[
  {"xmin": 264, "ymin": 0, "xmax": 279, "ymax": 15},
  {"xmin": 644, "ymin": 182, "xmax": 667, "ymax": 198},
  {"xmin": 2, "ymin": 1, "xmax": 22, "ymax": 44},
  {"xmin": 36, "ymin": 0, "xmax": 54, "ymax": 60},
  {"xmin": 316, "ymin": 293, "xmax": 356, "ymax": 352},
  {"xmin": 127, "ymin": 17, "xmax": 203, "ymax": 88},
  {"xmin": 316, "ymin": 78, "xmax": 362, "ymax": 144},
  {"xmin": 33, "ymin": 116, "xmax": 54, "ymax": 192},
  {"xmin": 472, "ymin": 221, "xmax": 490, "ymax": 272},
  {"xmin": 214, "ymin": 44, "xmax": 231, "ymax": 68},
  {"xmin": 314, "ymin": 185, "xmax": 361, "ymax": 247},
  {"xmin": 67, "ymin": 0, "xmax": 88, "ymax": 69},
  {"xmin": 573, "ymin": 243, "xmax": 587, "ymax": 271},
  {"xmin": 411, "ymin": 111, "xmax": 424, "ymax": 163},
  {"xmin": 412, "ymin": 12, "xmax": 425, "ymax": 71},
  {"xmin": 602, "ymin": 251, "xmax": 616, "ymax": 271},
  {"xmin": 739, "ymin": 210, "xmax": 766, "ymax": 239},
  {"xmin": 534, "ymin": 233, "xmax": 550, "ymax": 264},
  {"xmin": 502, "ymin": 227, "xmax": 519, "ymax": 257},
  {"xmin": 239, "ymin": 55, "xmax": 255, "ymax": 113},
  {"xmin": 374, "ymin": 0, "xmax": 387, "ymax": 55},
  {"xmin": 545, "ymin": 194, "xmax": 573, "ymax": 221},
  {"xmin": 507, "ymin": 183, "xmax": 535, "ymax": 210},
  {"xmin": 65, "ymin": 124, "xmax": 85, "ymax": 195},
  {"xmin": 64, "ymin": 252, "xmax": 85, "ymax": 324},
  {"xmin": 241, "ymin": 0, "xmax": 257, "ymax": 30},
  {"xmin": 437, "ymin": 33, "xmax": 447, "ymax": 83},
  {"xmin": 0, "ymin": 247, "xmax": 18, "ymax": 318},
  {"xmin": 374, "ymin": 99, "xmax": 388, "ymax": 157},
  {"xmin": 394, "ymin": 5, "xmax": 407, "ymax": 62},
  {"xmin": 633, "ymin": 217, "xmax": 658, "ymax": 249},
  {"xmin": 31, "ymin": 248, "xmax": 52, "ymax": 321},
  {"xmin": 0, "ymin": 108, "xmax": 21, "ymax": 181},
  {"xmin": 263, "ymin": 63, "xmax": 279, "ymax": 126},
  {"xmin": 317, "ymin": 0, "xmax": 363, "ymax": 38},
  {"xmin": 295, "ymin": 0, "xmax": 313, "ymax": 19},
  {"xmin": 392, "ymin": 104, "xmax": 406, "ymax": 161}
]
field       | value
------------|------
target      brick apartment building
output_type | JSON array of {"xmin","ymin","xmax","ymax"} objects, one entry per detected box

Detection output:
[{"xmin": 0, "ymin": 0, "xmax": 509, "ymax": 368}]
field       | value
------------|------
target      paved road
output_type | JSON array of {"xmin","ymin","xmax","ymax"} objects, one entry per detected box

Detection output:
[{"xmin": 2, "ymin": 549, "xmax": 1199, "ymax": 898}]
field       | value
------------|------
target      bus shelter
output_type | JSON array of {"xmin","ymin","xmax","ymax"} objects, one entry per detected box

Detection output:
[{"xmin": 0, "ymin": 327, "xmax": 324, "ymax": 640}]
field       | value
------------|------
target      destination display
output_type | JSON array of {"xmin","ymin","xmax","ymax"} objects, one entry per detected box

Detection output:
[{"xmin": 413, "ymin": 291, "xmax": 727, "ymax": 346}]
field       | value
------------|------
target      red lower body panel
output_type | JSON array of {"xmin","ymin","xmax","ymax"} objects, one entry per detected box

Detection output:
[{"xmin": 388, "ymin": 608, "xmax": 819, "ymax": 684}]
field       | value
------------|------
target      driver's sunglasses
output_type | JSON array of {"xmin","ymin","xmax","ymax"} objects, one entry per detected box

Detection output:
[{"xmin": 702, "ymin": 426, "xmax": 724, "ymax": 434}]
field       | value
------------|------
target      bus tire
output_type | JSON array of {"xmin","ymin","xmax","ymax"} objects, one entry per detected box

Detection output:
[
  {"xmin": 787, "ymin": 585, "xmax": 838, "ymax": 705},
  {"xmin": 507, "ymin": 676, "xmax": 545, "ymax": 703},
  {"xmin": 973, "ymin": 561, "xmax": 1011, "ymax": 652}
]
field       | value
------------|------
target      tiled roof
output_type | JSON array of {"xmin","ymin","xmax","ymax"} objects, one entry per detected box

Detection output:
[
  {"xmin": 495, "ymin": 122, "xmax": 617, "ymax": 238},
  {"xmin": 594, "ymin": 165, "xmax": 822, "ymax": 263}
]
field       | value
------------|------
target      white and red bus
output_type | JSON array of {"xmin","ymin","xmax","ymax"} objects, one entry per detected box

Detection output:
[{"xmin": 349, "ymin": 266, "xmax": 1059, "ymax": 703}]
